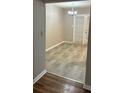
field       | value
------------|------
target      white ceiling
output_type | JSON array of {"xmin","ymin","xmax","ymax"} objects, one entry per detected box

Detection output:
[{"xmin": 46, "ymin": 1, "xmax": 90, "ymax": 8}]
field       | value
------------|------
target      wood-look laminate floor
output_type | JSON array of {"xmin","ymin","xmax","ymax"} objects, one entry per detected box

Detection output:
[
  {"xmin": 33, "ymin": 73, "xmax": 90, "ymax": 93},
  {"xmin": 46, "ymin": 43, "xmax": 87, "ymax": 83}
]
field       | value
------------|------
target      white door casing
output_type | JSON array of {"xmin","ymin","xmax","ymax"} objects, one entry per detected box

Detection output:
[
  {"xmin": 74, "ymin": 15, "xmax": 84, "ymax": 44},
  {"xmin": 73, "ymin": 14, "xmax": 90, "ymax": 45},
  {"xmin": 83, "ymin": 15, "xmax": 90, "ymax": 45}
]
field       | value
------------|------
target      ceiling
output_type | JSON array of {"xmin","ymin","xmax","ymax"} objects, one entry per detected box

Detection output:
[{"xmin": 46, "ymin": 1, "xmax": 90, "ymax": 8}]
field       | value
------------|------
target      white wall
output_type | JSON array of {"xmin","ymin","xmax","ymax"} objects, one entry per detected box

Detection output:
[{"xmin": 46, "ymin": 5, "xmax": 65, "ymax": 49}]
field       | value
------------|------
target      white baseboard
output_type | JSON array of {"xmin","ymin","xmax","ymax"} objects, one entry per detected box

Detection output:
[
  {"xmin": 47, "ymin": 71, "xmax": 84, "ymax": 84},
  {"xmin": 45, "ymin": 41, "xmax": 73, "ymax": 52},
  {"xmin": 83, "ymin": 84, "xmax": 91, "ymax": 91},
  {"xmin": 33, "ymin": 69, "xmax": 47, "ymax": 84},
  {"xmin": 63, "ymin": 41, "xmax": 73, "ymax": 44},
  {"xmin": 46, "ymin": 41, "xmax": 64, "ymax": 52}
]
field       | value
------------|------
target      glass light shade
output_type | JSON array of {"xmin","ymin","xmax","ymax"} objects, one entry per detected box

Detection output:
[
  {"xmin": 68, "ymin": 10, "xmax": 77, "ymax": 15},
  {"xmin": 68, "ymin": 11, "xmax": 73, "ymax": 15},
  {"xmin": 74, "ymin": 11, "xmax": 77, "ymax": 15}
]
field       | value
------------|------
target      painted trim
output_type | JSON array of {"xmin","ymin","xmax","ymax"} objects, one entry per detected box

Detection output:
[
  {"xmin": 83, "ymin": 84, "xmax": 91, "ymax": 91},
  {"xmin": 63, "ymin": 41, "xmax": 73, "ymax": 44},
  {"xmin": 33, "ymin": 69, "xmax": 47, "ymax": 84},
  {"xmin": 46, "ymin": 41, "xmax": 64, "ymax": 52},
  {"xmin": 73, "ymin": 14, "xmax": 89, "ymax": 43},
  {"xmin": 46, "ymin": 41, "xmax": 73, "ymax": 52},
  {"xmin": 47, "ymin": 71, "xmax": 84, "ymax": 84}
]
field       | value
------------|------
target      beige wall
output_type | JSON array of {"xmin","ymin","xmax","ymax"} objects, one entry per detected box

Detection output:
[
  {"xmin": 64, "ymin": 7, "xmax": 90, "ymax": 42},
  {"xmin": 46, "ymin": 6, "xmax": 90, "ymax": 48},
  {"xmin": 64, "ymin": 10, "xmax": 73, "ymax": 42},
  {"xmin": 46, "ymin": 5, "xmax": 64, "ymax": 49}
]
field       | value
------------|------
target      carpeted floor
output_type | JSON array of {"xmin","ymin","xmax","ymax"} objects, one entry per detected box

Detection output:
[{"xmin": 45, "ymin": 43, "xmax": 87, "ymax": 83}]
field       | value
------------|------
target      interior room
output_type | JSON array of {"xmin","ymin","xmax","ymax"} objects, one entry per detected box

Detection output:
[{"xmin": 45, "ymin": 1, "xmax": 90, "ymax": 83}]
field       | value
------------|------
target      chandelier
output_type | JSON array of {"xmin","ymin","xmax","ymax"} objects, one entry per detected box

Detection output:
[{"xmin": 68, "ymin": 8, "xmax": 77, "ymax": 16}]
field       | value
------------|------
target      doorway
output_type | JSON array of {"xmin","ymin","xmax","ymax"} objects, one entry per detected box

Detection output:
[
  {"xmin": 45, "ymin": 1, "xmax": 90, "ymax": 84},
  {"xmin": 74, "ymin": 15, "xmax": 90, "ymax": 45}
]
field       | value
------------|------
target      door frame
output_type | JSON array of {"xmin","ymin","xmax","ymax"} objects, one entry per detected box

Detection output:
[
  {"xmin": 44, "ymin": 0, "xmax": 91, "ymax": 89},
  {"xmin": 73, "ymin": 14, "xmax": 90, "ymax": 44}
]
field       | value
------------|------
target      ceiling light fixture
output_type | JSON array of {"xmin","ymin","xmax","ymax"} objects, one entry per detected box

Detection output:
[
  {"xmin": 67, "ymin": 3, "xmax": 77, "ymax": 16},
  {"xmin": 68, "ymin": 7, "xmax": 77, "ymax": 16}
]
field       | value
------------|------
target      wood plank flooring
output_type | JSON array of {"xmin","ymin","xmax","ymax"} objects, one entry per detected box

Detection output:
[{"xmin": 33, "ymin": 73, "xmax": 90, "ymax": 93}]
